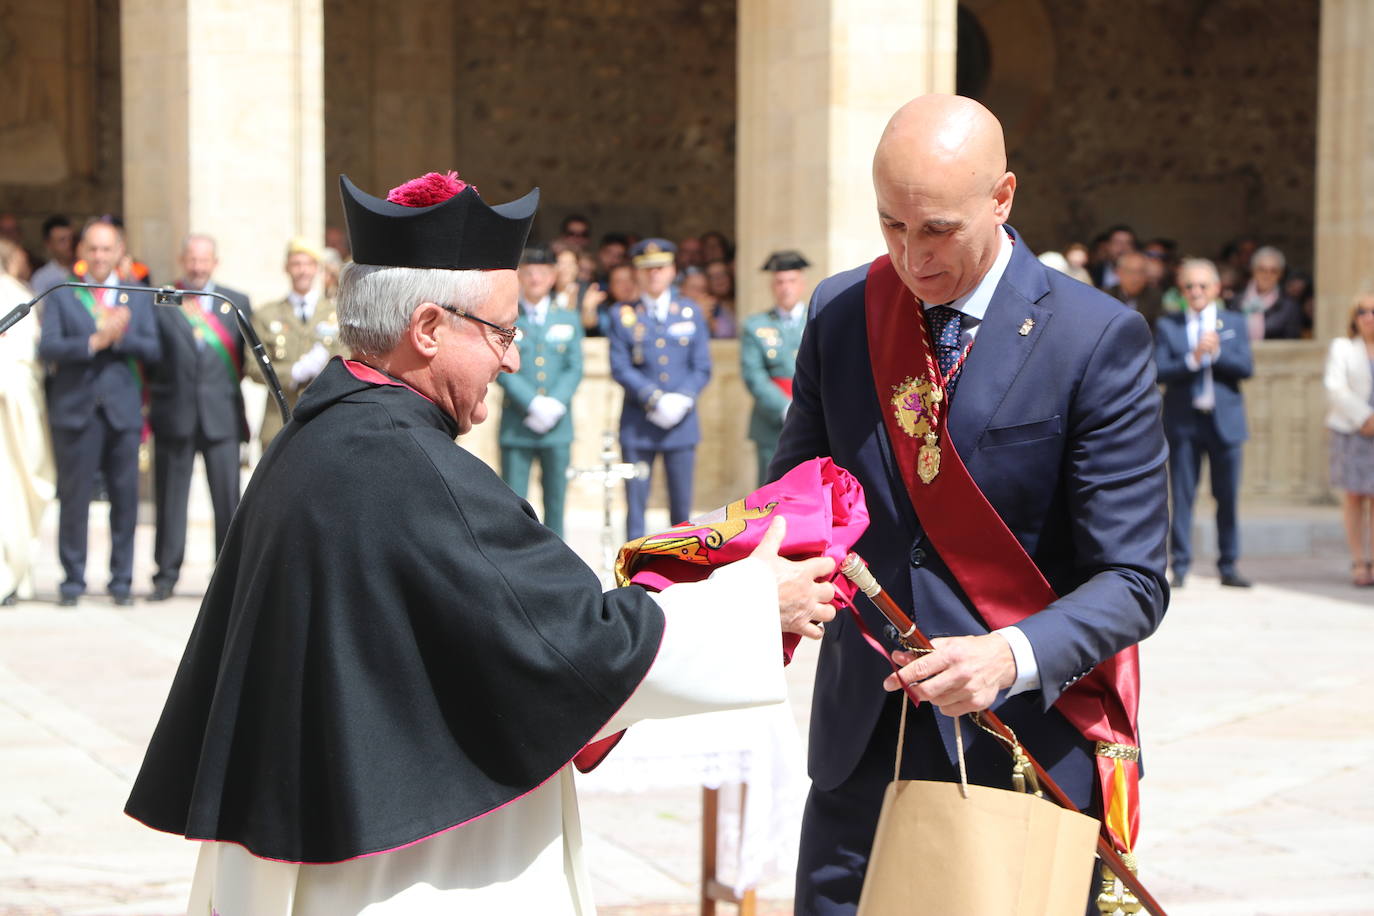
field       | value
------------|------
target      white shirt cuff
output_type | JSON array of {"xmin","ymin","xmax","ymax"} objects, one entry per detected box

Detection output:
[
  {"xmin": 1184, "ymin": 352, "xmax": 1201, "ymax": 372},
  {"xmin": 995, "ymin": 625, "xmax": 1040, "ymax": 697}
]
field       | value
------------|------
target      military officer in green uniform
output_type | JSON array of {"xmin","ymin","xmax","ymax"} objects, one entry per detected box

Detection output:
[
  {"xmin": 497, "ymin": 245, "xmax": 584, "ymax": 538},
  {"xmin": 247, "ymin": 238, "xmax": 349, "ymax": 447},
  {"xmin": 740, "ymin": 250, "xmax": 810, "ymax": 484}
]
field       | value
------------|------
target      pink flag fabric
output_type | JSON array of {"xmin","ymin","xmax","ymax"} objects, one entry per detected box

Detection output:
[
  {"xmin": 614, "ymin": 456, "xmax": 870, "ymax": 662},
  {"xmin": 576, "ymin": 458, "xmax": 869, "ymax": 773}
]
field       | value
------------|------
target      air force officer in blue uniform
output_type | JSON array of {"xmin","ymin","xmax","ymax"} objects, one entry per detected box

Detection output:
[
  {"xmin": 607, "ymin": 239, "xmax": 711, "ymax": 540},
  {"xmin": 768, "ymin": 96, "xmax": 1169, "ymax": 913},
  {"xmin": 38, "ymin": 218, "xmax": 161, "ymax": 606}
]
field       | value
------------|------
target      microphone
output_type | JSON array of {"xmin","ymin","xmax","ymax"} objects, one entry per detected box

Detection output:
[{"xmin": 1, "ymin": 281, "xmax": 291, "ymax": 425}]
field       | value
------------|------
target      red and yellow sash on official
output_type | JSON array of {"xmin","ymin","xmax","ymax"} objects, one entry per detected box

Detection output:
[
  {"xmin": 175, "ymin": 283, "xmax": 241, "ymax": 383},
  {"xmin": 863, "ymin": 254, "xmax": 1141, "ymax": 859}
]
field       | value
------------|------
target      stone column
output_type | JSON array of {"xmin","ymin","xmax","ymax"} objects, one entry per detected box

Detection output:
[
  {"xmin": 1314, "ymin": 0, "xmax": 1374, "ymax": 340},
  {"xmin": 735, "ymin": 0, "xmax": 956, "ymax": 316},
  {"xmin": 122, "ymin": 0, "xmax": 324, "ymax": 303}
]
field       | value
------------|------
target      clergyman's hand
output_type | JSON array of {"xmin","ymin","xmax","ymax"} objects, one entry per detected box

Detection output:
[
  {"xmin": 748, "ymin": 516, "xmax": 836, "ymax": 640},
  {"xmin": 883, "ymin": 634, "xmax": 1016, "ymax": 717}
]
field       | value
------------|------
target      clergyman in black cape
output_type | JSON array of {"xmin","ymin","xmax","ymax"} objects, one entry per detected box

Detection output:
[{"xmin": 124, "ymin": 170, "xmax": 838, "ymax": 915}]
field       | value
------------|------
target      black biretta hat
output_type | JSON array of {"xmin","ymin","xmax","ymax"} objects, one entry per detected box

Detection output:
[{"xmin": 340, "ymin": 173, "xmax": 539, "ymax": 271}]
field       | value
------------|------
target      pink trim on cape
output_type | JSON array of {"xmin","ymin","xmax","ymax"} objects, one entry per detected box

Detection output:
[{"xmin": 342, "ymin": 358, "xmax": 437, "ymax": 404}]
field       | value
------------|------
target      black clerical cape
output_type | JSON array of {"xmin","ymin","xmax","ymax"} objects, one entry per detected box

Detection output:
[{"xmin": 125, "ymin": 357, "xmax": 666, "ymax": 863}]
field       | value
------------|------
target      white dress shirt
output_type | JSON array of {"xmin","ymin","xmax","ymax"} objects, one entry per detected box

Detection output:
[
  {"xmin": 1184, "ymin": 303, "xmax": 1218, "ymax": 410},
  {"xmin": 289, "ymin": 289, "xmax": 319, "ymax": 324},
  {"xmin": 521, "ymin": 295, "xmax": 550, "ymax": 325},
  {"xmin": 642, "ymin": 290, "xmax": 673, "ymax": 323}
]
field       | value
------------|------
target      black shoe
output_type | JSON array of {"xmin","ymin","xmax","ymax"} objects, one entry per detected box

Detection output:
[
  {"xmin": 112, "ymin": 592, "xmax": 134, "ymax": 607},
  {"xmin": 1170, "ymin": 573, "xmax": 1186, "ymax": 589},
  {"xmin": 58, "ymin": 594, "xmax": 79, "ymax": 607},
  {"xmin": 149, "ymin": 583, "xmax": 175, "ymax": 602},
  {"xmin": 1220, "ymin": 573, "xmax": 1252, "ymax": 588},
  {"xmin": 1, "ymin": 591, "xmax": 16, "ymax": 607}
]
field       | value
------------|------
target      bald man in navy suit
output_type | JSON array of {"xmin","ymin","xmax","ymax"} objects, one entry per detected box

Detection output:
[{"xmin": 770, "ymin": 95, "xmax": 1170, "ymax": 914}]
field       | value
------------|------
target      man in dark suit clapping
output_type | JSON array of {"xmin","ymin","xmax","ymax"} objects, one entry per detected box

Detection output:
[
  {"xmin": 1155, "ymin": 258, "xmax": 1254, "ymax": 588},
  {"xmin": 38, "ymin": 218, "xmax": 160, "ymax": 606}
]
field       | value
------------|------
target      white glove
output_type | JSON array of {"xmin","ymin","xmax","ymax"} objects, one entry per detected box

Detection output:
[
  {"xmin": 290, "ymin": 343, "xmax": 330, "ymax": 386},
  {"xmin": 523, "ymin": 395, "xmax": 566, "ymax": 434},
  {"xmin": 647, "ymin": 404, "xmax": 677, "ymax": 429},
  {"xmin": 656, "ymin": 392, "xmax": 694, "ymax": 426}
]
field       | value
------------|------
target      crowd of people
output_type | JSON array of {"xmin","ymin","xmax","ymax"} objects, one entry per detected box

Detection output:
[
  {"xmin": 1035, "ymin": 225, "xmax": 1370, "ymax": 588},
  {"xmin": 0, "ymin": 215, "xmax": 347, "ymax": 606}
]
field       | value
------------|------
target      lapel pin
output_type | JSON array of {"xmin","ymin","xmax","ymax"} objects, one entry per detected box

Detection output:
[
  {"xmin": 118, "ymin": 293, "xmax": 129, "ymax": 304},
  {"xmin": 1018, "ymin": 317, "xmax": 1034, "ymax": 336}
]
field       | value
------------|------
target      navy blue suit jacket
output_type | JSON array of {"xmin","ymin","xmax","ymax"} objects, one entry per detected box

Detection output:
[
  {"xmin": 1154, "ymin": 308, "xmax": 1253, "ymax": 446},
  {"xmin": 38, "ymin": 283, "xmax": 161, "ymax": 433},
  {"xmin": 770, "ymin": 228, "xmax": 1169, "ymax": 796},
  {"xmin": 608, "ymin": 295, "xmax": 712, "ymax": 450}
]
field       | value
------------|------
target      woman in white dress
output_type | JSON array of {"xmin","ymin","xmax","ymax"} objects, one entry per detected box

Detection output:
[
  {"xmin": 1324, "ymin": 294, "xmax": 1374, "ymax": 586},
  {"xmin": 0, "ymin": 239, "xmax": 55, "ymax": 604}
]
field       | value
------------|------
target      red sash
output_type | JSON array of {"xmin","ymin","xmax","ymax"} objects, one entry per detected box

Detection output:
[
  {"xmin": 863, "ymin": 254, "xmax": 1141, "ymax": 853},
  {"xmin": 770, "ymin": 377, "xmax": 794, "ymax": 398}
]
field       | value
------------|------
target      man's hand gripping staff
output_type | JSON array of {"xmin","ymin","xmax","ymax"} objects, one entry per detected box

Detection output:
[{"xmin": 839, "ymin": 553, "xmax": 1168, "ymax": 916}]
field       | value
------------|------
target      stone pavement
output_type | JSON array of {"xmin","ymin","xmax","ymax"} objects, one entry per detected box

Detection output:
[{"xmin": 1, "ymin": 471, "xmax": 1371, "ymax": 914}]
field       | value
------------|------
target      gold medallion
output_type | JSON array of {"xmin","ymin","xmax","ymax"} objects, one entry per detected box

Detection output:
[
  {"xmin": 917, "ymin": 431, "xmax": 941, "ymax": 484},
  {"xmin": 890, "ymin": 376, "xmax": 939, "ymax": 439}
]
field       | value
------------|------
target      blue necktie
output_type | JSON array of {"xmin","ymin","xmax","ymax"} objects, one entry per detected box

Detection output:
[{"xmin": 926, "ymin": 305, "xmax": 965, "ymax": 395}]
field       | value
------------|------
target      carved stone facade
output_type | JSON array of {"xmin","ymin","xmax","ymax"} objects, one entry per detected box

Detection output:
[
  {"xmin": 965, "ymin": 0, "xmax": 1320, "ymax": 271},
  {"xmin": 323, "ymin": 0, "xmax": 738, "ymax": 245}
]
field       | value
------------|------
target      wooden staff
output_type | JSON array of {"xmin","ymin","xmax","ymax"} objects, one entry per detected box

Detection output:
[{"xmin": 840, "ymin": 553, "xmax": 1168, "ymax": 916}]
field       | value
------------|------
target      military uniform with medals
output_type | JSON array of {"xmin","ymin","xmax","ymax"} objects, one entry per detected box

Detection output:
[
  {"xmin": 607, "ymin": 239, "xmax": 712, "ymax": 540},
  {"xmin": 497, "ymin": 246, "xmax": 584, "ymax": 538},
  {"xmin": 247, "ymin": 238, "xmax": 349, "ymax": 447},
  {"xmin": 740, "ymin": 250, "xmax": 810, "ymax": 484}
]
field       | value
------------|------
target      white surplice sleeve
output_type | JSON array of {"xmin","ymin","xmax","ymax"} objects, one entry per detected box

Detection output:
[{"xmin": 596, "ymin": 557, "xmax": 788, "ymax": 739}]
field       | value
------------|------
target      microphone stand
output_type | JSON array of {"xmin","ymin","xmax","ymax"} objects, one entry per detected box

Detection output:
[{"xmin": 2, "ymin": 281, "xmax": 290, "ymax": 425}]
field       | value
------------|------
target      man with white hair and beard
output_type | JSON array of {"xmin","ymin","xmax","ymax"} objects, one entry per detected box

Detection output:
[{"xmin": 124, "ymin": 170, "xmax": 838, "ymax": 915}]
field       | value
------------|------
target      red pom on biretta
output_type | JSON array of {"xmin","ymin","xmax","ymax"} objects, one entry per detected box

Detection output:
[{"xmin": 386, "ymin": 170, "xmax": 475, "ymax": 208}]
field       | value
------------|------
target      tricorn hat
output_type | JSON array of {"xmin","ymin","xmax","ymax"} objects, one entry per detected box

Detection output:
[
  {"xmin": 761, "ymin": 250, "xmax": 810, "ymax": 272},
  {"xmin": 520, "ymin": 244, "xmax": 557, "ymax": 266},
  {"xmin": 340, "ymin": 172, "xmax": 539, "ymax": 271}
]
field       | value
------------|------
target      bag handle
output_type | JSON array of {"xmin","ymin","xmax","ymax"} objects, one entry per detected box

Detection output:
[{"xmin": 893, "ymin": 675, "xmax": 970, "ymax": 798}]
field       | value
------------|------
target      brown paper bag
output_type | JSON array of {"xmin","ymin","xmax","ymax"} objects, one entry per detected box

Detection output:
[{"xmin": 856, "ymin": 707, "xmax": 1100, "ymax": 915}]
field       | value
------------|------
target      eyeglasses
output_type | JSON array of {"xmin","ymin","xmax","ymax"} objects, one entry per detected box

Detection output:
[{"xmin": 435, "ymin": 303, "xmax": 518, "ymax": 354}]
